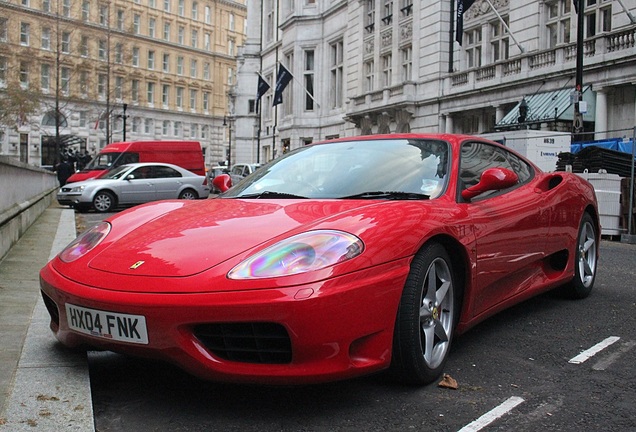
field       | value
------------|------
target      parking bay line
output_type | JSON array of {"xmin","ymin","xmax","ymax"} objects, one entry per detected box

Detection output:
[
  {"xmin": 458, "ymin": 396, "xmax": 525, "ymax": 432},
  {"xmin": 568, "ymin": 336, "xmax": 620, "ymax": 364},
  {"xmin": 592, "ymin": 340, "xmax": 635, "ymax": 371}
]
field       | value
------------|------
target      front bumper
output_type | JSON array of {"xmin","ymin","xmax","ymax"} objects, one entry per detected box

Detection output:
[{"xmin": 39, "ymin": 258, "xmax": 410, "ymax": 384}]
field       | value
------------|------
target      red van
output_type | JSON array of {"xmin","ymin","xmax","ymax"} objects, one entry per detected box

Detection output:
[{"xmin": 67, "ymin": 141, "xmax": 205, "ymax": 183}]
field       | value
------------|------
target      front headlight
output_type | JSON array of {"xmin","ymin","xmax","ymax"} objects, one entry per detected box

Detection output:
[
  {"xmin": 228, "ymin": 230, "xmax": 364, "ymax": 280},
  {"xmin": 70, "ymin": 185, "xmax": 86, "ymax": 193},
  {"xmin": 59, "ymin": 222, "xmax": 111, "ymax": 263}
]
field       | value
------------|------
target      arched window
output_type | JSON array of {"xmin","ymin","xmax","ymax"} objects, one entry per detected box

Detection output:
[{"xmin": 42, "ymin": 110, "xmax": 68, "ymax": 127}]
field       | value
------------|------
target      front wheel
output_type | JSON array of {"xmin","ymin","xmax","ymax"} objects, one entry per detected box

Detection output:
[
  {"xmin": 560, "ymin": 212, "xmax": 598, "ymax": 299},
  {"xmin": 178, "ymin": 188, "xmax": 198, "ymax": 200},
  {"xmin": 390, "ymin": 242, "xmax": 458, "ymax": 385},
  {"xmin": 93, "ymin": 191, "xmax": 116, "ymax": 212}
]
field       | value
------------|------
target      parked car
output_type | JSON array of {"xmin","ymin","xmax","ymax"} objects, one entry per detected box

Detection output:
[
  {"xmin": 57, "ymin": 162, "xmax": 210, "ymax": 212},
  {"xmin": 41, "ymin": 134, "xmax": 598, "ymax": 385},
  {"xmin": 229, "ymin": 163, "xmax": 262, "ymax": 184}
]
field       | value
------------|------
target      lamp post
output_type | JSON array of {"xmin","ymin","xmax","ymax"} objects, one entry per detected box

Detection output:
[
  {"xmin": 223, "ymin": 116, "xmax": 232, "ymax": 168},
  {"xmin": 117, "ymin": 103, "xmax": 129, "ymax": 142}
]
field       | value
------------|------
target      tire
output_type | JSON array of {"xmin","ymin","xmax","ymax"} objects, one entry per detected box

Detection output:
[
  {"xmin": 93, "ymin": 191, "xmax": 116, "ymax": 212},
  {"xmin": 178, "ymin": 188, "xmax": 198, "ymax": 200},
  {"xmin": 390, "ymin": 242, "xmax": 458, "ymax": 385},
  {"xmin": 560, "ymin": 212, "xmax": 598, "ymax": 299}
]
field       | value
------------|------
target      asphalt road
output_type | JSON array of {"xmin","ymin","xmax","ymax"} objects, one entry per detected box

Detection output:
[{"xmin": 75, "ymin": 211, "xmax": 636, "ymax": 432}]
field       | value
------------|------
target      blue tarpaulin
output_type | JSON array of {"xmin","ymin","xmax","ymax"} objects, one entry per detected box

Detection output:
[{"xmin": 571, "ymin": 138, "xmax": 634, "ymax": 156}]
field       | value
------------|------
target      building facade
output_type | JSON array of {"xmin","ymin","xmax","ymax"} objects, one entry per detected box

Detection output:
[
  {"xmin": 0, "ymin": 0, "xmax": 246, "ymax": 168},
  {"xmin": 233, "ymin": 0, "xmax": 636, "ymax": 165}
]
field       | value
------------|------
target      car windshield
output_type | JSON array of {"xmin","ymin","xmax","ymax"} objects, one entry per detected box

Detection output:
[
  {"xmin": 223, "ymin": 138, "xmax": 449, "ymax": 199},
  {"xmin": 83, "ymin": 152, "xmax": 122, "ymax": 170},
  {"xmin": 100, "ymin": 165, "xmax": 132, "ymax": 179}
]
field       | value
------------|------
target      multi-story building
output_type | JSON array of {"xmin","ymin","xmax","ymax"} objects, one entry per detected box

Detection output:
[
  {"xmin": 233, "ymin": 0, "xmax": 636, "ymax": 165},
  {"xmin": 0, "ymin": 0, "xmax": 246, "ymax": 169}
]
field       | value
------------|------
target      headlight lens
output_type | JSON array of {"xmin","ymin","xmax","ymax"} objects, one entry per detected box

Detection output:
[
  {"xmin": 70, "ymin": 185, "xmax": 85, "ymax": 192},
  {"xmin": 59, "ymin": 222, "xmax": 111, "ymax": 263},
  {"xmin": 228, "ymin": 230, "xmax": 364, "ymax": 279}
]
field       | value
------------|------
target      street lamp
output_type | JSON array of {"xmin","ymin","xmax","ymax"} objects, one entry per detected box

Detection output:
[
  {"xmin": 117, "ymin": 103, "xmax": 129, "ymax": 142},
  {"xmin": 223, "ymin": 116, "xmax": 232, "ymax": 168}
]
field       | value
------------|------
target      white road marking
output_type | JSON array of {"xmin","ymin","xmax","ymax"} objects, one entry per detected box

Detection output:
[
  {"xmin": 458, "ymin": 396, "xmax": 525, "ymax": 432},
  {"xmin": 569, "ymin": 336, "xmax": 620, "ymax": 364}
]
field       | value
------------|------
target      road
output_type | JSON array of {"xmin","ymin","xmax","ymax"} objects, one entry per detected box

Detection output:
[{"xmin": 75, "ymin": 211, "xmax": 636, "ymax": 432}]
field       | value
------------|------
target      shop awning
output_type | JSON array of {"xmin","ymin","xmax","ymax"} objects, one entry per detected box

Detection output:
[{"xmin": 495, "ymin": 86, "xmax": 595, "ymax": 129}]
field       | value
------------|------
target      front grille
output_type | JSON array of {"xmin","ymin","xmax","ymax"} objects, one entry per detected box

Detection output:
[
  {"xmin": 193, "ymin": 322, "xmax": 292, "ymax": 364},
  {"xmin": 41, "ymin": 291, "xmax": 60, "ymax": 327}
]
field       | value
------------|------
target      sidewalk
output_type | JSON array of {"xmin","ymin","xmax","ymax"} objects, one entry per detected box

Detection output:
[{"xmin": 0, "ymin": 205, "xmax": 94, "ymax": 431}]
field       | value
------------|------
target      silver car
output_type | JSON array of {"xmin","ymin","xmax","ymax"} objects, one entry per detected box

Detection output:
[{"xmin": 57, "ymin": 162, "xmax": 210, "ymax": 212}]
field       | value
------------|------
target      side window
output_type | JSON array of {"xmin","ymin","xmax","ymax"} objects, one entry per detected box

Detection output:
[
  {"xmin": 459, "ymin": 141, "xmax": 533, "ymax": 198},
  {"xmin": 152, "ymin": 166, "xmax": 181, "ymax": 178},
  {"xmin": 131, "ymin": 166, "xmax": 152, "ymax": 179}
]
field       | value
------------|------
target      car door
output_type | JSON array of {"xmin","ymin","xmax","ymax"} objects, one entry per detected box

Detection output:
[
  {"xmin": 151, "ymin": 166, "xmax": 183, "ymax": 199},
  {"xmin": 118, "ymin": 166, "xmax": 157, "ymax": 204},
  {"xmin": 459, "ymin": 141, "xmax": 551, "ymax": 316}
]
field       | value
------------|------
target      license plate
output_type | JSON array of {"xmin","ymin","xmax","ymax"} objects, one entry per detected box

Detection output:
[{"xmin": 65, "ymin": 303, "xmax": 149, "ymax": 345}]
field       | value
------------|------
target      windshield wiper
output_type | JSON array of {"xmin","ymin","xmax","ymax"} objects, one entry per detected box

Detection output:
[
  {"xmin": 238, "ymin": 191, "xmax": 308, "ymax": 199},
  {"xmin": 341, "ymin": 191, "xmax": 430, "ymax": 200}
]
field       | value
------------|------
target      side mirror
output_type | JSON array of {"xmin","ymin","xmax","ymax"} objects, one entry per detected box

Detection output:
[
  {"xmin": 212, "ymin": 173, "xmax": 232, "ymax": 192},
  {"xmin": 461, "ymin": 167, "xmax": 519, "ymax": 201},
  {"xmin": 125, "ymin": 174, "xmax": 135, "ymax": 181}
]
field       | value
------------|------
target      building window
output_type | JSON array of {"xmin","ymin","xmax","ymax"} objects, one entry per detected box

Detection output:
[
  {"xmin": 98, "ymin": 74, "xmax": 107, "ymax": 99},
  {"xmin": 163, "ymin": 54, "xmax": 170, "ymax": 72},
  {"xmin": 174, "ymin": 121, "xmax": 182, "ymax": 137},
  {"xmin": 163, "ymin": 120, "xmax": 170, "ymax": 135},
  {"xmin": 132, "ymin": 47, "xmax": 140, "ymax": 67},
  {"xmin": 192, "ymin": 2, "xmax": 198, "ymax": 20},
  {"xmin": 82, "ymin": 1, "xmax": 90, "ymax": 21},
  {"xmin": 178, "ymin": 26, "xmax": 185, "ymax": 44},
  {"xmin": 229, "ymin": 13, "xmax": 235, "ymax": 31},
  {"xmin": 41, "ymin": 27, "xmax": 51, "ymax": 50},
  {"xmin": 490, "ymin": 16, "xmax": 510, "ymax": 62},
  {"xmin": 205, "ymin": 6, "xmax": 211, "ymax": 24},
  {"xmin": 61, "ymin": 67, "xmax": 70, "ymax": 95},
  {"xmin": 114, "ymin": 76, "xmax": 123, "ymax": 100},
  {"xmin": 164, "ymin": 0, "xmax": 171, "ymax": 13},
  {"xmin": 401, "ymin": 45, "xmax": 412, "ymax": 81},
  {"xmin": 304, "ymin": 50, "xmax": 315, "ymax": 111},
  {"xmin": 116, "ymin": 9, "xmax": 124, "ymax": 30},
  {"xmin": 149, "ymin": 18, "xmax": 156, "ymax": 37},
  {"xmin": 203, "ymin": 62, "xmax": 210, "ymax": 80},
  {"xmin": 147, "ymin": 82, "xmax": 155, "ymax": 105},
  {"xmin": 330, "ymin": 40, "xmax": 344, "ymax": 109},
  {"xmin": 80, "ymin": 71, "xmax": 88, "ymax": 96},
  {"xmin": 99, "ymin": 5, "xmax": 109, "ymax": 26},
  {"xmin": 148, "ymin": 50, "xmax": 155, "ymax": 69},
  {"xmin": 62, "ymin": 0, "xmax": 71, "ymax": 17},
  {"xmin": 41, "ymin": 64, "xmax": 51, "ymax": 92},
  {"xmin": 382, "ymin": 0, "xmax": 393, "ymax": 25},
  {"xmin": 0, "ymin": 57, "xmax": 5, "ymax": 87},
  {"xmin": 98, "ymin": 40, "xmax": 107, "ymax": 60},
  {"xmin": 546, "ymin": 0, "xmax": 571, "ymax": 48},
  {"xmin": 20, "ymin": 62, "xmax": 29, "ymax": 89},
  {"xmin": 133, "ymin": 14, "xmax": 140, "ymax": 34},
  {"xmin": 20, "ymin": 22, "xmax": 30, "ymax": 46},
  {"xmin": 364, "ymin": 60, "xmax": 374, "ymax": 92},
  {"xmin": 163, "ymin": 22, "xmax": 171, "ymax": 41},
  {"xmin": 0, "ymin": 18, "xmax": 7, "ymax": 42},
  {"xmin": 144, "ymin": 118, "xmax": 153, "ymax": 134},
  {"xmin": 382, "ymin": 53, "xmax": 392, "ymax": 87},
  {"xmin": 191, "ymin": 29, "xmax": 198, "ymax": 48},
  {"xmin": 132, "ymin": 79, "xmax": 140, "ymax": 103},
  {"xmin": 162, "ymin": 84, "xmax": 170, "ymax": 107},
  {"xmin": 365, "ymin": 0, "xmax": 375, "ymax": 33},
  {"xmin": 204, "ymin": 33, "xmax": 211, "ymax": 51},
  {"xmin": 42, "ymin": 0, "xmax": 51, "ymax": 12},
  {"xmin": 203, "ymin": 92, "xmax": 209, "ymax": 111},
  {"xmin": 400, "ymin": 0, "xmax": 413, "ymax": 16},
  {"xmin": 228, "ymin": 67, "xmax": 234, "ymax": 85},
  {"xmin": 177, "ymin": 56, "xmax": 184, "ymax": 75},
  {"xmin": 189, "ymin": 89, "xmax": 197, "ymax": 111},
  {"xmin": 584, "ymin": 1, "xmax": 612, "ymax": 38},
  {"xmin": 61, "ymin": 32, "xmax": 71, "ymax": 54},
  {"xmin": 464, "ymin": 28, "xmax": 482, "ymax": 69},
  {"xmin": 115, "ymin": 43, "xmax": 123, "ymax": 64},
  {"xmin": 80, "ymin": 36, "xmax": 89, "ymax": 57},
  {"xmin": 228, "ymin": 38, "xmax": 235, "ymax": 56},
  {"xmin": 178, "ymin": 0, "xmax": 185, "ymax": 16},
  {"xmin": 176, "ymin": 87, "xmax": 184, "ymax": 109},
  {"xmin": 190, "ymin": 59, "xmax": 197, "ymax": 78}
]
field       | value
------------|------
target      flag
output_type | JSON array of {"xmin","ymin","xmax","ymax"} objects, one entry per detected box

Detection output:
[
  {"xmin": 455, "ymin": 0, "xmax": 476, "ymax": 45},
  {"xmin": 273, "ymin": 63, "xmax": 293, "ymax": 106},
  {"xmin": 572, "ymin": 0, "xmax": 579, "ymax": 13},
  {"xmin": 255, "ymin": 74, "xmax": 270, "ymax": 112}
]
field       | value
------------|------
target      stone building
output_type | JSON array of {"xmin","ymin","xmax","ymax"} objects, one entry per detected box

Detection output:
[
  {"xmin": 0, "ymin": 0, "xmax": 246, "ymax": 168},
  {"xmin": 232, "ymin": 0, "xmax": 636, "ymax": 165}
]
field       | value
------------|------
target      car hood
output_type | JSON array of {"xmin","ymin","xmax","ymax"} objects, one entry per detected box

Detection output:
[
  {"xmin": 86, "ymin": 198, "xmax": 393, "ymax": 278},
  {"xmin": 53, "ymin": 198, "xmax": 456, "ymax": 293}
]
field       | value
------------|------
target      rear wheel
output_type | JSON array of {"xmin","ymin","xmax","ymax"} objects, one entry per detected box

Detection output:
[
  {"xmin": 178, "ymin": 188, "xmax": 198, "ymax": 200},
  {"xmin": 391, "ymin": 242, "xmax": 458, "ymax": 385},
  {"xmin": 561, "ymin": 213, "xmax": 598, "ymax": 299},
  {"xmin": 93, "ymin": 191, "xmax": 115, "ymax": 212}
]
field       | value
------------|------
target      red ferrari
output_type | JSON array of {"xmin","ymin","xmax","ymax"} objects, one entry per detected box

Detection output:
[{"xmin": 40, "ymin": 134, "xmax": 599, "ymax": 385}]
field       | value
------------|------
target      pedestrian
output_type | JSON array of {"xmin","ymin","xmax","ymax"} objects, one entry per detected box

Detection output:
[{"xmin": 55, "ymin": 158, "xmax": 74, "ymax": 187}]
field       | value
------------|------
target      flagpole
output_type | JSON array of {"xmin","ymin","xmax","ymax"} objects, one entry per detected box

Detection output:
[
  {"xmin": 482, "ymin": 0, "xmax": 524, "ymax": 53},
  {"xmin": 278, "ymin": 61, "xmax": 320, "ymax": 108}
]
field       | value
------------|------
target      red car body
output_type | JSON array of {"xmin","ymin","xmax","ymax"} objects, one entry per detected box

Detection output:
[{"xmin": 40, "ymin": 134, "xmax": 599, "ymax": 385}]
